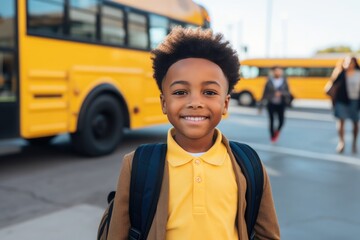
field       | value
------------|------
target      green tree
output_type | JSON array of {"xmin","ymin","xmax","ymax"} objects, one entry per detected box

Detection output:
[{"xmin": 316, "ymin": 46, "xmax": 353, "ymax": 54}]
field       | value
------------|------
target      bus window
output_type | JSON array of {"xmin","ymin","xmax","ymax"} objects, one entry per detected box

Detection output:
[
  {"xmin": 285, "ymin": 67, "xmax": 308, "ymax": 77},
  {"xmin": 0, "ymin": 1, "xmax": 16, "ymax": 102},
  {"xmin": 128, "ymin": 12, "xmax": 148, "ymax": 49},
  {"xmin": 70, "ymin": 0, "xmax": 98, "ymax": 9},
  {"xmin": 101, "ymin": 5, "xmax": 125, "ymax": 45},
  {"xmin": 149, "ymin": 15, "xmax": 169, "ymax": 49},
  {"xmin": 240, "ymin": 66, "xmax": 259, "ymax": 79},
  {"xmin": 258, "ymin": 67, "xmax": 270, "ymax": 77},
  {"xmin": 0, "ymin": 1, "xmax": 15, "ymax": 47},
  {"xmin": 69, "ymin": 0, "xmax": 98, "ymax": 40},
  {"xmin": 308, "ymin": 67, "xmax": 333, "ymax": 77},
  {"xmin": 240, "ymin": 66, "xmax": 249, "ymax": 78},
  {"xmin": 28, "ymin": 0, "xmax": 64, "ymax": 36},
  {"xmin": 0, "ymin": 53, "xmax": 15, "ymax": 101}
]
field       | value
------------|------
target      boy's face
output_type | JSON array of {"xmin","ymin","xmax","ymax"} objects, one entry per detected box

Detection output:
[{"xmin": 160, "ymin": 58, "xmax": 230, "ymax": 146}]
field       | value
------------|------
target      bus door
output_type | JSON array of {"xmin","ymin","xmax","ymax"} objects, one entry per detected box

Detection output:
[{"xmin": 0, "ymin": 0, "xmax": 19, "ymax": 139}]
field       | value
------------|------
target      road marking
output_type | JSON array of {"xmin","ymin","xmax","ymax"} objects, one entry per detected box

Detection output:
[
  {"xmin": 229, "ymin": 107, "xmax": 334, "ymax": 122},
  {"xmin": 291, "ymin": 99, "xmax": 332, "ymax": 109},
  {"xmin": 286, "ymin": 111, "xmax": 334, "ymax": 122},
  {"xmin": 247, "ymin": 142, "xmax": 360, "ymax": 167},
  {"xmin": 0, "ymin": 204, "xmax": 104, "ymax": 240}
]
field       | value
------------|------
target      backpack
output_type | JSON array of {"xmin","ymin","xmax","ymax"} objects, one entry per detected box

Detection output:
[{"xmin": 97, "ymin": 141, "xmax": 264, "ymax": 240}]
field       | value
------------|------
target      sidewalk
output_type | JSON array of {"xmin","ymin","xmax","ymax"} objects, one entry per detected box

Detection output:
[{"xmin": 0, "ymin": 204, "xmax": 104, "ymax": 240}]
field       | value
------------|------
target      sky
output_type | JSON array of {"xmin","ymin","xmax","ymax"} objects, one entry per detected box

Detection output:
[{"xmin": 195, "ymin": 0, "xmax": 360, "ymax": 59}]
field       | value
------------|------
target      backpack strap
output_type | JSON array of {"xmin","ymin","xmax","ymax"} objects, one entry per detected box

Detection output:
[
  {"xmin": 229, "ymin": 141, "xmax": 264, "ymax": 240},
  {"xmin": 97, "ymin": 191, "xmax": 116, "ymax": 240},
  {"xmin": 105, "ymin": 192, "xmax": 116, "ymax": 237},
  {"xmin": 128, "ymin": 143, "xmax": 167, "ymax": 240}
]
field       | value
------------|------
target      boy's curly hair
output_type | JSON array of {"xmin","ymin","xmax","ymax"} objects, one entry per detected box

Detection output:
[{"xmin": 151, "ymin": 27, "xmax": 240, "ymax": 93}]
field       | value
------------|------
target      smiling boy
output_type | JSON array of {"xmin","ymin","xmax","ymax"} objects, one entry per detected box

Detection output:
[
  {"xmin": 107, "ymin": 27, "xmax": 280, "ymax": 240},
  {"xmin": 160, "ymin": 58, "xmax": 229, "ymax": 152}
]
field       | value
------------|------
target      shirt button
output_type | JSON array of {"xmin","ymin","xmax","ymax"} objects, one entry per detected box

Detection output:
[
  {"xmin": 195, "ymin": 159, "xmax": 201, "ymax": 165},
  {"xmin": 195, "ymin": 176, "xmax": 202, "ymax": 183}
]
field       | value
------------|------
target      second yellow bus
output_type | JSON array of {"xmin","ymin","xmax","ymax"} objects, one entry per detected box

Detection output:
[{"xmin": 231, "ymin": 58, "xmax": 339, "ymax": 106}]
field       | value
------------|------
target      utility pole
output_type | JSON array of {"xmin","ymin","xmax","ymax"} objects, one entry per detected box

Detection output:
[
  {"xmin": 237, "ymin": 20, "xmax": 243, "ymax": 57},
  {"xmin": 282, "ymin": 15, "xmax": 288, "ymax": 57},
  {"xmin": 266, "ymin": 0, "xmax": 273, "ymax": 57}
]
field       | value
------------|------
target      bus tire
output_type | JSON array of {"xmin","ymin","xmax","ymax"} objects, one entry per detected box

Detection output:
[
  {"xmin": 71, "ymin": 95, "xmax": 124, "ymax": 157},
  {"xmin": 238, "ymin": 91, "xmax": 255, "ymax": 106}
]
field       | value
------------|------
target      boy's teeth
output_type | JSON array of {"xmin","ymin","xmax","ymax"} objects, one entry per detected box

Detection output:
[{"xmin": 184, "ymin": 116, "xmax": 206, "ymax": 121}]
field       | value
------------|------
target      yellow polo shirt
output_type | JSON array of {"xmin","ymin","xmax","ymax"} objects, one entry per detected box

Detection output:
[{"xmin": 166, "ymin": 128, "xmax": 238, "ymax": 240}]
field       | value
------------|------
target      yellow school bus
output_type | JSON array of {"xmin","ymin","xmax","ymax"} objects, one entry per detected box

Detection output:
[
  {"xmin": 0, "ymin": 0, "xmax": 210, "ymax": 156},
  {"xmin": 231, "ymin": 58, "xmax": 339, "ymax": 106}
]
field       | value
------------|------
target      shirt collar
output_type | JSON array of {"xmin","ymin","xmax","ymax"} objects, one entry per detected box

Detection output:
[{"xmin": 167, "ymin": 128, "xmax": 227, "ymax": 167}]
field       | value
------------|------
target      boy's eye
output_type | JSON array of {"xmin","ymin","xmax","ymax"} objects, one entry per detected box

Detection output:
[
  {"xmin": 204, "ymin": 90, "xmax": 218, "ymax": 95},
  {"xmin": 172, "ymin": 90, "xmax": 187, "ymax": 95}
]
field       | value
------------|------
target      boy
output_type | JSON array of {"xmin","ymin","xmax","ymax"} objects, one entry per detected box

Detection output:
[{"xmin": 108, "ymin": 27, "xmax": 280, "ymax": 240}]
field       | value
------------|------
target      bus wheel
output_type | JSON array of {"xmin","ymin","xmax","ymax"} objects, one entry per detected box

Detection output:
[
  {"xmin": 72, "ymin": 95, "xmax": 124, "ymax": 157},
  {"xmin": 27, "ymin": 136, "xmax": 54, "ymax": 145},
  {"xmin": 238, "ymin": 91, "xmax": 255, "ymax": 106}
]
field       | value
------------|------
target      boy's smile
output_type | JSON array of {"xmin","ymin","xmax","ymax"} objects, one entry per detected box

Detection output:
[{"xmin": 160, "ymin": 58, "xmax": 230, "ymax": 152}]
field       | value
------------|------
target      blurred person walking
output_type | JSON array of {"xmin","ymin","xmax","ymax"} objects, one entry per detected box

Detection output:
[
  {"xmin": 326, "ymin": 56, "xmax": 360, "ymax": 154},
  {"xmin": 259, "ymin": 66, "xmax": 292, "ymax": 143}
]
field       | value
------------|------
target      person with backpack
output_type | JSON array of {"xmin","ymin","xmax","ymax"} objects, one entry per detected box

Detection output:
[
  {"xmin": 100, "ymin": 27, "xmax": 280, "ymax": 240},
  {"xmin": 259, "ymin": 66, "xmax": 292, "ymax": 143}
]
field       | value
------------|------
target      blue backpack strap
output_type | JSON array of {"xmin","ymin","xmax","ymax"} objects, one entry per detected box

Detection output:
[
  {"xmin": 229, "ymin": 141, "xmax": 264, "ymax": 240},
  {"xmin": 128, "ymin": 143, "xmax": 167, "ymax": 240}
]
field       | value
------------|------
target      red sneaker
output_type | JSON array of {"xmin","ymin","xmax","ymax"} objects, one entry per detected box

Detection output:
[
  {"xmin": 271, "ymin": 131, "xmax": 280, "ymax": 143},
  {"xmin": 274, "ymin": 131, "xmax": 280, "ymax": 141}
]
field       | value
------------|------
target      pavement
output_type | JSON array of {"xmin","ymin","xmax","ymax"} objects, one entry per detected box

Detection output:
[{"xmin": 0, "ymin": 205, "xmax": 104, "ymax": 240}]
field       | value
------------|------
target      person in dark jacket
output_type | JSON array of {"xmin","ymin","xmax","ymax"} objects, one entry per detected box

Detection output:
[
  {"xmin": 259, "ymin": 66, "xmax": 292, "ymax": 143},
  {"xmin": 330, "ymin": 56, "xmax": 360, "ymax": 154}
]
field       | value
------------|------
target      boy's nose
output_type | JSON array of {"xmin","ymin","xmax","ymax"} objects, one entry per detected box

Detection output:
[
  {"xmin": 187, "ymin": 94, "xmax": 204, "ymax": 109},
  {"xmin": 188, "ymin": 103, "xmax": 203, "ymax": 109}
]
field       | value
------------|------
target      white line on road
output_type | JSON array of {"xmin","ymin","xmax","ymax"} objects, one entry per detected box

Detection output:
[
  {"xmin": 229, "ymin": 107, "xmax": 334, "ymax": 122},
  {"xmin": 246, "ymin": 142, "xmax": 360, "ymax": 167},
  {"xmin": 286, "ymin": 111, "xmax": 334, "ymax": 122}
]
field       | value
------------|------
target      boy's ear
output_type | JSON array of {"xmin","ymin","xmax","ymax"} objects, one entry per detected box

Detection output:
[
  {"xmin": 160, "ymin": 94, "xmax": 167, "ymax": 114},
  {"xmin": 222, "ymin": 94, "xmax": 231, "ymax": 115}
]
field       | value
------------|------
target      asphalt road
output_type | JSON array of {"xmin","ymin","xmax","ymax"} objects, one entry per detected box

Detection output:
[{"xmin": 0, "ymin": 102, "xmax": 359, "ymax": 239}]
